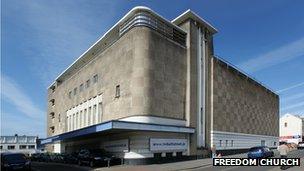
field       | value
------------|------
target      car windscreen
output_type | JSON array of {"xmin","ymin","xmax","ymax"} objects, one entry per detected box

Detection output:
[
  {"xmin": 4, "ymin": 154, "xmax": 27, "ymax": 163},
  {"xmin": 249, "ymin": 147, "xmax": 262, "ymax": 152}
]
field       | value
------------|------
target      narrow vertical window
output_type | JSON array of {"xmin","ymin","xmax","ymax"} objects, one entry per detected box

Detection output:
[
  {"xmin": 73, "ymin": 114, "xmax": 76, "ymax": 130},
  {"xmin": 84, "ymin": 109, "xmax": 87, "ymax": 126},
  {"xmin": 88, "ymin": 107, "xmax": 92, "ymax": 125},
  {"xmin": 86, "ymin": 79, "xmax": 90, "ymax": 88},
  {"xmin": 76, "ymin": 112, "xmax": 79, "ymax": 129},
  {"xmin": 58, "ymin": 113, "xmax": 61, "ymax": 122},
  {"xmin": 93, "ymin": 105, "xmax": 97, "ymax": 124},
  {"xmin": 219, "ymin": 140, "xmax": 222, "ymax": 147},
  {"xmin": 115, "ymin": 85, "xmax": 120, "ymax": 98},
  {"xmin": 98, "ymin": 102, "xmax": 103, "ymax": 123},
  {"xmin": 93, "ymin": 74, "xmax": 98, "ymax": 84},
  {"xmin": 68, "ymin": 91, "xmax": 72, "ymax": 99},
  {"xmin": 74, "ymin": 88, "xmax": 77, "ymax": 95},
  {"xmin": 80, "ymin": 110, "xmax": 83, "ymax": 128},
  {"xmin": 67, "ymin": 116, "xmax": 69, "ymax": 131},
  {"xmin": 80, "ymin": 84, "xmax": 84, "ymax": 92}
]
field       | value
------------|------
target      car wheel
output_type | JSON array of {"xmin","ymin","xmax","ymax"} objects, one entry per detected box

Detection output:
[{"xmin": 90, "ymin": 161, "xmax": 94, "ymax": 167}]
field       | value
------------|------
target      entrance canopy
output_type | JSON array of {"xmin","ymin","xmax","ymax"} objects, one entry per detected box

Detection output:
[{"xmin": 41, "ymin": 120, "xmax": 195, "ymax": 145}]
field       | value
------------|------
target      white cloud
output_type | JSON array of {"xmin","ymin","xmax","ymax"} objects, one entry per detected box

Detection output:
[
  {"xmin": 281, "ymin": 101, "xmax": 304, "ymax": 111},
  {"xmin": 4, "ymin": 0, "xmax": 120, "ymax": 87},
  {"xmin": 1, "ymin": 75, "xmax": 44, "ymax": 120},
  {"xmin": 238, "ymin": 37, "xmax": 304, "ymax": 73},
  {"xmin": 281, "ymin": 92, "xmax": 304, "ymax": 102},
  {"xmin": 1, "ymin": 112, "xmax": 45, "ymax": 137},
  {"xmin": 276, "ymin": 81, "xmax": 304, "ymax": 93}
]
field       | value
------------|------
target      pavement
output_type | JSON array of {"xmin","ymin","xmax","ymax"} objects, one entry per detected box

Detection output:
[
  {"xmin": 94, "ymin": 149, "xmax": 304, "ymax": 171},
  {"xmin": 32, "ymin": 162, "xmax": 92, "ymax": 171},
  {"xmin": 31, "ymin": 149, "xmax": 304, "ymax": 171}
]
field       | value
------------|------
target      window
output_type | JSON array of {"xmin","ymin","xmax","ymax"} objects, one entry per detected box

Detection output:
[
  {"xmin": 8, "ymin": 145, "xmax": 15, "ymax": 150},
  {"xmin": 80, "ymin": 110, "xmax": 83, "ymax": 127},
  {"xmin": 50, "ymin": 126, "xmax": 55, "ymax": 133},
  {"xmin": 176, "ymin": 152, "xmax": 183, "ymax": 157},
  {"xmin": 0, "ymin": 146, "xmax": 2, "ymax": 149},
  {"xmin": 115, "ymin": 85, "xmax": 120, "ymax": 98},
  {"xmin": 50, "ymin": 85, "xmax": 56, "ymax": 93},
  {"xmin": 80, "ymin": 84, "xmax": 84, "ymax": 92},
  {"xmin": 93, "ymin": 105, "xmax": 97, "ymax": 124},
  {"xmin": 225, "ymin": 140, "xmax": 228, "ymax": 147},
  {"xmin": 73, "ymin": 87, "xmax": 77, "ymax": 95},
  {"xmin": 73, "ymin": 114, "xmax": 76, "ymax": 130},
  {"xmin": 68, "ymin": 91, "xmax": 72, "ymax": 99},
  {"xmin": 93, "ymin": 74, "xmax": 98, "ymax": 83},
  {"xmin": 274, "ymin": 142, "xmax": 277, "ymax": 146},
  {"xmin": 231, "ymin": 140, "xmax": 234, "ymax": 147},
  {"xmin": 50, "ymin": 112, "xmax": 55, "ymax": 119},
  {"xmin": 219, "ymin": 140, "xmax": 222, "ymax": 147},
  {"xmin": 166, "ymin": 152, "xmax": 173, "ymax": 157},
  {"xmin": 50, "ymin": 99, "xmax": 55, "ymax": 106},
  {"xmin": 28, "ymin": 145, "xmax": 35, "ymax": 149},
  {"xmin": 84, "ymin": 109, "xmax": 87, "ymax": 126},
  {"xmin": 88, "ymin": 107, "xmax": 92, "ymax": 125},
  {"xmin": 98, "ymin": 102, "xmax": 103, "ymax": 123},
  {"xmin": 154, "ymin": 153, "xmax": 162, "ymax": 158},
  {"xmin": 261, "ymin": 140, "xmax": 265, "ymax": 146},
  {"xmin": 19, "ymin": 145, "xmax": 26, "ymax": 149},
  {"xmin": 76, "ymin": 112, "xmax": 79, "ymax": 129},
  {"xmin": 284, "ymin": 122, "xmax": 287, "ymax": 127},
  {"xmin": 86, "ymin": 79, "xmax": 90, "ymax": 88},
  {"xmin": 58, "ymin": 113, "xmax": 61, "ymax": 122}
]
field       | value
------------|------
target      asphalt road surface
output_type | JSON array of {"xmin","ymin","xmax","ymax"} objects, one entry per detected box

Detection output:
[
  {"xmin": 31, "ymin": 162, "xmax": 93, "ymax": 171},
  {"xmin": 186, "ymin": 149, "xmax": 304, "ymax": 171}
]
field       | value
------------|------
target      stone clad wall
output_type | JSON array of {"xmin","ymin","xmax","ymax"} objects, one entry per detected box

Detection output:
[
  {"xmin": 47, "ymin": 26, "xmax": 187, "ymax": 136},
  {"xmin": 212, "ymin": 58, "xmax": 279, "ymax": 137}
]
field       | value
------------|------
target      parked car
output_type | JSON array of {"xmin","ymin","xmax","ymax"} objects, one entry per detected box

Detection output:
[
  {"xmin": 77, "ymin": 149, "xmax": 117, "ymax": 167},
  {"xmin": 64, "ymin": 153, "xmax": 79, "ymax": 164},
  {"xmin": 298, "ymin": 142, "xmax": 304, "ymax": 149},
  {"xmin": 30, "ymin": 153, "xmax": 41, "ymax": 162},
  {"xmin": 50, "ymin": 153, "xmax": 64, "ymax": 163},
  {"xmin": 247, "ymin": 146, "xmax": 274, "ymax": 158},
  {"xmin": 39, "ymin": 153, "xmax": 51, "ymax": 162},
  {"xmin": 1, "ymin": 153, "xmax": 31, "ymax": 171}
]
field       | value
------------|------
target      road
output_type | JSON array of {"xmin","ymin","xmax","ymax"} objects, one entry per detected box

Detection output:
[
  {"xmin": 31, "ymin": 162, "xmax": 93, "ymax": 171},
  {"xmin": 185, "ymin": 149, "xmax": 304, "ymax": 171}
]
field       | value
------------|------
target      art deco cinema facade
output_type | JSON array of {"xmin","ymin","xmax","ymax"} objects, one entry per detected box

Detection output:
[{"xmin": 43, "ymin": 7, "xmax": 279, "ymax": 164}]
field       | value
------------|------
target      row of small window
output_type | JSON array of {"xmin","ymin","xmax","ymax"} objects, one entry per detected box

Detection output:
[
  {"xmin": 68, "ymin": 74, "xmax": 99, "ymax": 98},
  {"xmin": 219, "ymin": 140, "xmax": 234, "ymax": 147},
  {"xmin": 0, "ymin": 145, "xmax": 35, "ymax": 150},
  {"xmin": 153, "ymin": 152, "xmax": 183, "ymax": 158}
]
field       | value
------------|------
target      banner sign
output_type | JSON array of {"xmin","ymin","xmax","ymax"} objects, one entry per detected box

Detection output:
[
  {"xmin": 103, "ymin": 139, "xmax": 129, "ymax": 152},
  {"xmin": 280, "ymin": 135, "xmax": 301, "ymax": 139},
  {"xmin": 150, "ymin": 138, "xmax": 187, "ymax": 152}
]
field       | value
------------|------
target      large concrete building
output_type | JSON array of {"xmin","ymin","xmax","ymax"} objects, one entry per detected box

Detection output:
[
  {"xmin": 280, "ymin": 114, "xmax": 304, "ymax": 144},
  {"xmin": 42, "ymin": 7, "xmax": 279, "ymax": 163},
  {"xmin": 0, "ymin": 135, "xmax": 38, "ymax": 155}
]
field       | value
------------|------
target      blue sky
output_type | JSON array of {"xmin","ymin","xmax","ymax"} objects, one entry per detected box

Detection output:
[{"xmin": 1, "ymin": 0, "xmax": 304, "ymax": 138}]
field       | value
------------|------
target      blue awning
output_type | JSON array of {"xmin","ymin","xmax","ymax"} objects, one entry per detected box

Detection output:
[{"xmin": 41, "ymin": 120, "xmax": 195, "ymax": 145}]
